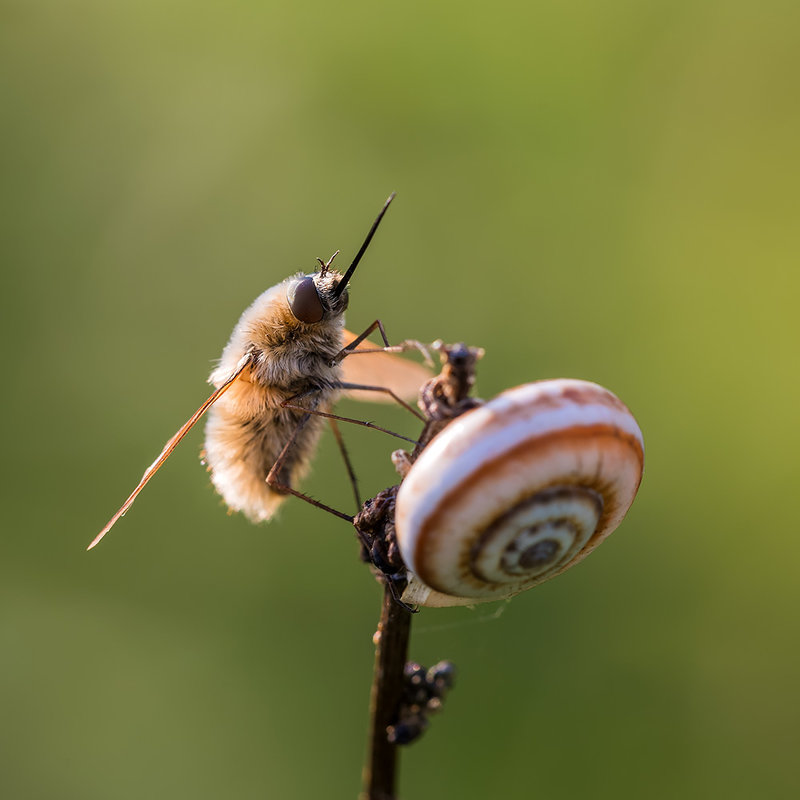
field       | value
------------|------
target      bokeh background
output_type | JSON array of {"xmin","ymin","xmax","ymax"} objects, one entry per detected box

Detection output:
[{"xmin": 2, "ymin": 1, "xmax": 799, "ymax": 798}]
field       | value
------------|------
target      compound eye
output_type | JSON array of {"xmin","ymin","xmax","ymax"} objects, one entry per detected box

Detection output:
[{"xmin": 287, "ymin": 277, "xmax": 324, "ymax": 323}]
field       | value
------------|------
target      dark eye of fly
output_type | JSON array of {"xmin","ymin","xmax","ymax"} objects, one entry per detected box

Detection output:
[{"xmin": 287, "ymin": 277, "xmax": 325, "ymax": 323}]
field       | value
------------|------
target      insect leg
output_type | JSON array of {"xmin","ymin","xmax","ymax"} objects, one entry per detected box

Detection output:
[
  {"xmin": 274, "ymin": 385, "xmax": 421, "ymax": 519},
  {"xmin": 280, "ymin": 400, "xmax": 420, "ymax": 446},
  {"xmin": 341, "ymin": 337, "xmax": 435, "ymax": 366},
  {"xmin": 335, "ymin": 319, "xmax": 391, "ymax": 361},
  {"xmin": 328, "ymin": 418, "xmax": 361, "ymax": 511},
  {"xmin": 336, "ymin": 382, "xmax": 425, "ymax": 421},
  {"xmin": 266, "ymin": 413, "xmax": 354, "ymax": 523}
]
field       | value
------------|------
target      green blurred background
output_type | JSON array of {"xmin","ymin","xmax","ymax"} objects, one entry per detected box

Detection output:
[{"xmin": 2, "ymin": 1, "xmax": 798, "ymax": 797}]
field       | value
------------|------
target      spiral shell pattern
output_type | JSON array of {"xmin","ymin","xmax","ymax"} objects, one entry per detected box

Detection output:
[{"xmin": 396, "ymin": 379, "xmax": 644, "ymax": 607}]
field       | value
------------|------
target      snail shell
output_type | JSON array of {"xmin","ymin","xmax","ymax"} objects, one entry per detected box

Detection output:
[{"xmin": 395, "ymin": 379, "xmax": 644, "ymax": 608}]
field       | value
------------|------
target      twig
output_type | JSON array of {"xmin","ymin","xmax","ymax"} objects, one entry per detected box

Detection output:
[
  {"xmin": 361, "ymin": 584, "xmax": 413, "ymax": 800},
  {"xmin": 358, "ymin": 343, "xmax": 484, "ymax": 798}
]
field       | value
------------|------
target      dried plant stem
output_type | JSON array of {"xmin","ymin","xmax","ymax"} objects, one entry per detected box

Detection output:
[
  {"xmin": 361, "ymin": 584, "xmax": 413, "ymax": 800},
  {"xmin": 358, "ymin": 344, "xmax": 482, "ymax": 797}
]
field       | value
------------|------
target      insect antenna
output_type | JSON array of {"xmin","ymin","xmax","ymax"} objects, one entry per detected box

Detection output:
[{"xmin": 316, "ymin": 250, "xmax": 339, "ymax": 276}]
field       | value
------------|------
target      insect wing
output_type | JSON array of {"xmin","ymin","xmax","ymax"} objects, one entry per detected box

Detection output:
[
  {"xmin": 340, "ymin": 329, "xmax": 432, "ymax": 403},
  {"xmin": 88, "ymin": 354, "xmax": 253, "ymax": 550}
]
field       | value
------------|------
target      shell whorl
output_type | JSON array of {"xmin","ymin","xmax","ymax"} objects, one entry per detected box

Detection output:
[{"xmin": 396, "ymin": 379, "xmax": 644, "ymax": 607}]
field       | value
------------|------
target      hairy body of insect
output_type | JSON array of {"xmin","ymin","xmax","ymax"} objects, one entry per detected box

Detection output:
[
  {"xmin": 90, "ymin": 193, "xmax": 430, "ymax": 549},
  {"xmin": 204, "ymin": 269, "xmax": 350, "ymax": 522}
]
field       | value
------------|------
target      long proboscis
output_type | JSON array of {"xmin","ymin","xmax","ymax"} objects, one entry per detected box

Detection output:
[
  {"xmin": 332, "ymin": 192, "xmax": 396, "ymax": 299},
  {"xmin": 88, "ymin": 354, "xmax": 252, "ymax": 550}
]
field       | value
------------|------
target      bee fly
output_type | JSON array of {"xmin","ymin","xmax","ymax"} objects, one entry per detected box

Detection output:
[{"xmin": 89, "ymin": 193, "xmax": 431, "ymax": 549}]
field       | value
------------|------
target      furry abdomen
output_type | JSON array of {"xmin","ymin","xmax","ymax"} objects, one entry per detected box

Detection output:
[{"xmin": 204, "ymin": 379, "xmax": 337, "ymax": 522}]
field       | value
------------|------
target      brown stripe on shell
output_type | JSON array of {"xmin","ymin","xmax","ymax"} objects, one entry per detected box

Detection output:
[
  {"xmin": 558, "ymin": 382, "xmax": 630, "ymax": 413},
  {"xmin": 412, "ymin": 423, "xmax": 644, "ymax": 595},
  {"xmin": 456, "ymin": 381, "xmax": 637, "ymax": 456}
]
